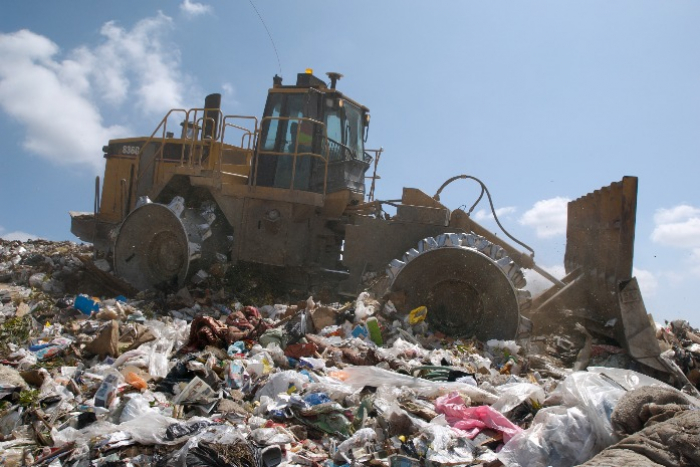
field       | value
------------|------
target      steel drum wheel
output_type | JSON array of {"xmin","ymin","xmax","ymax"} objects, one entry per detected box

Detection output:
[{"xmin": 387, "ymin": 233, "xmax": 531, "ymax": 341}]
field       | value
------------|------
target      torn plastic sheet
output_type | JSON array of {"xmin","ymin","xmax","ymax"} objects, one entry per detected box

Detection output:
[
  {"xmin": 491, "ymin": 382, "xmax": 546, "ymax": 414},
  {"xmin": 434, "ymin": 392, "xmax": 522, "ymax": 443},
  {"xmin": 414, "ymin": 424, "xmax": 477, "ymax": 465},
  {"xmin": 498, "ymin": 405, "xmax": 595, "ymax": 467},
  {"xmin": 334, "ymin": 427, "xmax": 377, "ymax": 461},
  {"xmin": 332, "ymin": 365, "xmax": 498, "ymax": 404},
  {"xmin": 255, "ymin": 370, "xmax": 311, "ymax": 401},
  {"xmin": 52, "ymin": 413, "xmax": 181, "ymax": 447},
  {"xmin": 498, "ymin": 367, "xmax": 685, "ymax": 467}
]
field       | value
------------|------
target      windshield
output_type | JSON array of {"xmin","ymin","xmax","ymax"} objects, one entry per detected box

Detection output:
[{"xmin": 343, "ymin": 103, "xmax": 364, "ymax": 160}]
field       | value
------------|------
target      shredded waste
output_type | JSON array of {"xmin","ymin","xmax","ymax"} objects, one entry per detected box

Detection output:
[{"xmin": 0, "ymin": 239, "xmax": 699, "ymax": 467}]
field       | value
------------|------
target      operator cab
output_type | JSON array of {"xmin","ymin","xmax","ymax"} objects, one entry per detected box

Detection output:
[{"xmin": 254, "ymin": 70, "xmax": 371, "ymax": 195}]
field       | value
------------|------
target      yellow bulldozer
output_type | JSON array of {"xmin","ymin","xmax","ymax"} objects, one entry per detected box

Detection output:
[{"xmin": 70, "ymin": 70, "xmax": 656, "ymax": 356}]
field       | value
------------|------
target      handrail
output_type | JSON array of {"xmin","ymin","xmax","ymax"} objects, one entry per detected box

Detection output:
[
  {"xmin": 365, "ymin": 147, "xmax": 383, "ymax": 202},
  {"xmin": 125, "ymin": 107, "xmax": 267, "ymax": 213},
  {"xmin": 131, "ymin": 108, "xmax": 187, "ymax": 206},
  {"xmin": 220, "ymin": 115, "xmax": 259, "ymax": 173},
  {"xmin": 222, "ymin": 115, "xmax": 259, "ymax": 147}
]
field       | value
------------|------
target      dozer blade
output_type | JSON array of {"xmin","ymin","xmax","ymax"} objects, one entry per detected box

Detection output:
[
  {"xmin": 530, "ymin": 176, "xmax": 655, "ymax": 354},
  {"xmin": 388, "ymin": 232, "xmax": 530, "ymax": 341}
]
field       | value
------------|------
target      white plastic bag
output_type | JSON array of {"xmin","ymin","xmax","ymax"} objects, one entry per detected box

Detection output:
[
  {"xmin": 492, "ymin": 382, "xmax": 545, "ymax": 414},
  {"xmin": 498, "ymin": 406, "xmax": 595, "ymax": 467},
  {"xmin": 415, "ymin": 424, "xmax": 476, "ymax": 465},
  {"xmin": 334, "ymin": 427, "xmax": 377, "ymax": 461},
  {"xmin": 498, "ymin": 367, "xmax": 676, "ymax": 467},
  {"xmin": 254, "ymin": 370, "xmax": 310, "ymax": 401},
  {"xmin": 334, "ymin": 365, "xmax": 497, "ymax": 404},
  {"xmin": 119, "ymin": 394, "xmax": 160, "ymax": 423},
  {"xmin": 354, "ymin": 292, "xmax": 376, "ymax": 322}
]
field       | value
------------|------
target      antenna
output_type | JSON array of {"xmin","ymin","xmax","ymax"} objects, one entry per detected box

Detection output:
[{"xmin": 248, "ymin": 0, "xmax": 282, "ymax": 76}]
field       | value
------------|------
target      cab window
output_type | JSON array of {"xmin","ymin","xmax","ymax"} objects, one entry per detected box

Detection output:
[
  {"xmin": 344, "ymin": 103, "xmax": 364, "ymax": 160},
  {"xmin": 262, "ymin": 94, "xmax": 282, "ymax": 151}
]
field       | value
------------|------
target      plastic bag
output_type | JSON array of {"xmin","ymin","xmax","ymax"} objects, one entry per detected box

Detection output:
[
  {"xmin": 334, "ymin": 427, "xmax": 377, "ymax": 461},
  {"xmin": 305, "ymin": 374, "xmax": 355, "ymax": 401},
  {"xmin": 0, "ymin": 408, "xmax": 22, "ymax": 436},
  {"xmin": 354, "ymin": 292, "xmax": 376, "ymax": 322},
  {"xmin": 120, "ymin": 394, "xmax": 160, "ymax": 423},
  {"xmin": 147, "ymin": 338, "xmax": 174, "ymax": 379},
  {"xmin": 492, "ymin": 382, "xmax": 545, "ymax": 414},
  {"xmin": 435, "ymin": 392, "xmax": 522, "ymax": 443},
  {"xmin": 254, "ymin": 370, "xmax": 310, "ymax": 401},
  {"xmin": 111, "ymin": 319, "xmax": 187, "ymax": 379},
  {"xmin": 413, "ymin": 424, "xmax": 476, "ymax": 465},
  {"xmin": 549, "ymin": 370, "xmax": 628, "ymax": 451},
  {"xmin": 498, "ymin": 405, "xmax": 595, "ymax": 467},
  {"xmin": 333, "ymin": 365, "xmax": 497, "ymax": 404},
  {"xmin": 250, "ymin": 427, "xmax": 295, "ymax": 445},
  {"xmin": 498, "ymin": 367, "xmax": 676, "ymax": 467},
  {"xmin": 119, "ymin": 413, "xmax": 180, "ymax": 445},
  {"xmin": 112, "ymin": 347, "xmax": 150, "ymax": 370},
  {"xmin": 165, "ymin": 420, "xmax": 217, "ymax": 441},
  {"xmin": 299, "ymin": 357, "xmax": 326, "ymax": 370},
  {"xmin": 264, "ymin": 342, "xmax": 288, "ymax": 367},
  {"xmin": 224, "ymin": 360, "xmax": 249, "ymax": 389}
]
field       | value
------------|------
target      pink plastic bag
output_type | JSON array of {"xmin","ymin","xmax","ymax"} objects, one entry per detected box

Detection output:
[{"xmin": 435, "ymin": 392, "xmax": 522, "ymax": 443}]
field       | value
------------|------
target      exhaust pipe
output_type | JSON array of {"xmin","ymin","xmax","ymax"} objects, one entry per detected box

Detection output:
[{"xmin": 203, "ymin": 93, "xmax": 221, "ymax": 139}]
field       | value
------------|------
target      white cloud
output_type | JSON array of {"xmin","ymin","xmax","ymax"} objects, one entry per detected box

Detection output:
[
  {"xmin": 633, "ymin": 267, "xmax": 658, "ymax": 298},
  {"xmin": 0, "ymin": 13, "xmax": 188, "ymax": 170},
  {"xmin": 222, "ymin": 82, "xmax": 234, "ymax": 96},
  {"xmin": 651, "ymin": 204, "xmax": 700, "ymax": 249},
  {"xmin": 473, "ymin": 206, "xmax": 516, "ymax": 222},
  {"xmin": 94, "ymin": 13, "xmax": 185, "ymax": 114},
  {"xmin": 0, "ymin": 30, "xmax": 129, "ymax": 170},
  {"xmin": 0, "ymin": 226, "xmax": 39, "ymax": 241},
  {"xmin": 653, "ymin": 205, "xmax": 700, "ymax": 225},
  {"xmin": 519, "ymin": 197, "xmax": 570, "ymax": 239},
  {"xmin": 180, "ymin": 0, "xmax": 212, "ymax": 17}
]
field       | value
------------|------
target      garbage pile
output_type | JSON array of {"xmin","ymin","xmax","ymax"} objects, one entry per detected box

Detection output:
[{"xmin": 1, "ymin": 239, "xmax": 699, "ymax": 467}]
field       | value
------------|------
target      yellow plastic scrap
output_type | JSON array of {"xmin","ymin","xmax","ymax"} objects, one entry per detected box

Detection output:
[{"xmin": 408, "ymin": 306, "xmax": 428, "ymax": 325}]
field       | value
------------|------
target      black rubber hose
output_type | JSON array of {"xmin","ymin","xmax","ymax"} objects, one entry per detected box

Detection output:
[{"xmin": 433, "ymin": 174, "xmax": 536, "ymax": 258}]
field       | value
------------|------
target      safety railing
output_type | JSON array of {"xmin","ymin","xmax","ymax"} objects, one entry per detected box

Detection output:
[
  {"xmin": 130, "ymin": 108, "xmax": 186, "ymax": 199},
  {"xmin": 220, "ymin": 116, "xmax": 259, "ymax": 173},
  {"xmin": 130, "ymin": 107, "xmax": 261, "ymax": 195},
  {"xmin": 222, "ymin": 116, "xmax": 259, "ymax": 149},
  {"xmin": 364, "ymin": 148, "xmax": 383, "ymax": 202}
]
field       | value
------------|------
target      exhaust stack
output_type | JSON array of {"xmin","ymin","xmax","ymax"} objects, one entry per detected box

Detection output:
[{"xmin": 203, "ymin": 93, "xmax": 221, "ymax": 139}]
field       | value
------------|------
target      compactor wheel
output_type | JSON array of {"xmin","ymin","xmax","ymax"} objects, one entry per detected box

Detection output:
[
  {"xmin": 387, "ymin": 232, "xmax": 531, "ymax": 341},
  {"xmin": 114, "ymin": 196, "xmax": 220, "ymax": 290}
]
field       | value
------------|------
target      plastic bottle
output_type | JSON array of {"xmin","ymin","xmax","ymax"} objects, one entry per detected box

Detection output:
[{"xmin": 366, "ymin": 317, "xmax": 383, "ymax": 346}]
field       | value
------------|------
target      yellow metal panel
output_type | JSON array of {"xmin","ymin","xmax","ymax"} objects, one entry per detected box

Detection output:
[
  {"xmin": 98, "ymin": 157, "xmax": 135, "ymax": 222},
  {"xmin": 401, "ymin": 188, "xmax": 445, "ymax": 208}
]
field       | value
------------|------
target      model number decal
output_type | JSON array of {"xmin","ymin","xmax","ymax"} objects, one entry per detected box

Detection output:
[{"xmin": 121, "ymin": 145, "xmax": 141, "ymax": 155}]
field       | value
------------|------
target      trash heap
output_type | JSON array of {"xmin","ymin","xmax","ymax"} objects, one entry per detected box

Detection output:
[{"xmin": 1, "ymin": 239, "xmax": 699, "ymax": 467}]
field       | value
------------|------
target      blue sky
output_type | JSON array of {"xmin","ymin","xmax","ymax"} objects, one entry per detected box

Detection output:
[{"xmin": 1, "ymin": 1, "xmax": 699, "ymax": 325}]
